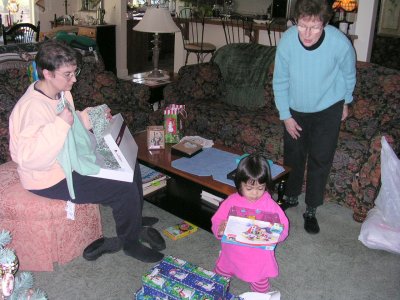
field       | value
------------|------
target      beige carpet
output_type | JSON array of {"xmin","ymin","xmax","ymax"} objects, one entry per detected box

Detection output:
[{"xmin": 32, "ymin": 197, "xmax": 400, "ymax": 299}]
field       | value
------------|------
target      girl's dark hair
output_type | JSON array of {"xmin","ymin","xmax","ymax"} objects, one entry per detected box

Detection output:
[
  {"xmin": 294, "ymin": 0, "xmax": 333, "ymax": 25},
  {"xmin": 234, "ymin": 154, "xmax": 272, "ymax": 196},
  {"xmin": 35, "ymin": 40, "xmax": 80, "ymax": 79}
]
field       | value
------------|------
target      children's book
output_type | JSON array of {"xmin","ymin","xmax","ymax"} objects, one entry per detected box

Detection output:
[
  {"xmin": 222, "ymin": 215, "xmax": 283, "ymax": 250},
  {"xmin": 228, "ymin": 206, "xmax": 280, "ymax": 223},
  {"xmin": 163, "ymin": 221, "xmax": 198, "ymax": 240}
]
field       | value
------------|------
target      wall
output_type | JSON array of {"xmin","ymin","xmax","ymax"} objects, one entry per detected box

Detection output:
[{"xmin": 37, "ymin": 0, "xmax": 381, "ymax": 76}]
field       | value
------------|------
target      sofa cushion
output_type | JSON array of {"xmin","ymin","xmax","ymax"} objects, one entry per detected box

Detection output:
[
  {"xmin": 212, "ymin": 43, "xmax": 276, "ymax": 109},
  {"xmin": 0, "ymin": 43, "xmax": 38, "ymax": 71}
]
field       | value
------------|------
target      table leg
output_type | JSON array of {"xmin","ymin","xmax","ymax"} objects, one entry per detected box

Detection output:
[{"xmin": 277, "ymin": 179, "xmax": 286, "ymax": 205}]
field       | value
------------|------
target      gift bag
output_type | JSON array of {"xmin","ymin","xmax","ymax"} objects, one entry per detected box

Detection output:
[
  {"xmin": 164, "ymin": 104, "xmax": 186, "ymax": 144},
  {"xmin": 358, "ymin": 136, "xmax": 400, "ymax": 254}
]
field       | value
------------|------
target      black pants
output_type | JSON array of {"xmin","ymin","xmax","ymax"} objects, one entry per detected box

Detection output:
[
  {"xmin": 283, "ymin": 101, "xmax": 344, "ymax": 208},
  {"xmin": 30, "ymin": 162, "xmax": 144, "ymax": 245}
]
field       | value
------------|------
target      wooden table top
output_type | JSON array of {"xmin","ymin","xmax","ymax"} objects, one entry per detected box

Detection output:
[{"xmin": 134, "ymin": 131, "xmax": 290, "ymax": 197}]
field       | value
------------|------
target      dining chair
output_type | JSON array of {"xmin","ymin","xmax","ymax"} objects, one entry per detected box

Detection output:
[
  {"xmin": 221, "ymin": 14, "xmax": 255, "ymax": 44},
  {"xmin": 266, "ymin": 18, "xmax": 294, "ymax": 46},
  {"xmin": 2, "ymin": 22, "xmax": 40, "ymax": 45},
  {"xmin": 177, "ymin": 8, "xmax": 216, "ymax": 65}
]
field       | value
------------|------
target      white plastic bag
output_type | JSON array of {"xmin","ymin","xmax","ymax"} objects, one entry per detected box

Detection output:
[
  {"xmin": 239, "ymin": 291, "xmax": 281, "ymax": 300},
  {"xmin": 358, "ymin": 136, "xmax": 400, "ymax": 254}
]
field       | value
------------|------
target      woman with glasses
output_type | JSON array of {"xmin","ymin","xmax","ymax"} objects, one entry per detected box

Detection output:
[
  {"xmin": 9, "ymin": 40, "xmax": 165, "ymax": 263},
  {"xmin": 272, "ymin": 0, "xmax": 356, "ymax": 234}
]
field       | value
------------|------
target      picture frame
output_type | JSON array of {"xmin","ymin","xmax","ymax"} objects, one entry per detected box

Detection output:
[
  {"xmin": 147, "ymin": 126, "xmax": 165, "ymax": 150},
  {"xmin": 377, "ymin": 0, "xmax": 400, "ymax": 37}
]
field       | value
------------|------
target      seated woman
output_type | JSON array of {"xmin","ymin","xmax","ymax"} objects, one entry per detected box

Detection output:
[{"xmin": 9, "ymin": 40, "xmax": 165, "ymax": 263}]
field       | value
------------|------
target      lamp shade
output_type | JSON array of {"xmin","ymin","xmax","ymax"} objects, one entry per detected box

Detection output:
[{"xmin": 133, "ymin": 7, "xmax": 180, "ymax": 33}]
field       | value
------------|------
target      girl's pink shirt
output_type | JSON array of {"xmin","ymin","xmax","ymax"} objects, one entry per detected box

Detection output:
[{"xmin": 211, "ymin": 192, "xmax": 289, "ymax": 282}]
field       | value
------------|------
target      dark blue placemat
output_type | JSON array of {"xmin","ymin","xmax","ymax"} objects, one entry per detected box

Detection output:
[{"xmin": 171, "ymin": 148, "xmax": 285, "ymax": 187}]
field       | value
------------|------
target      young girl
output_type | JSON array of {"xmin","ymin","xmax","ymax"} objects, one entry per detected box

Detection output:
[{"xmin": 211, "ymin": 154, "xmax": 289, "ymax": 293}]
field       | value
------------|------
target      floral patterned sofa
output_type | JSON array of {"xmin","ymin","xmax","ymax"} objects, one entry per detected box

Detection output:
[
  {"xmin": 0, "ymin": 43, "xmax": 151, "ymax": 271},
  {"xmin": 149, "ymin": 43, "xmax": 400, "ymax": 222}
]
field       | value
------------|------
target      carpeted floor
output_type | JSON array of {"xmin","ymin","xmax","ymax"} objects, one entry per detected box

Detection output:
[{"xmin": 32, "ymin": 195, "xmax": 400, "ymax": 299}]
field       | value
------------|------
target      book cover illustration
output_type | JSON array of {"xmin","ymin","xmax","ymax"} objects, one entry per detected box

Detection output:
[
  {"xmin": 228, "ymin": 206, "xmax": 280, "ymax": 223},
  {"xmin": 163, "ymin": 221, "xmax": 198, "ymax": 240},
  {"xmin": 222, "ymin": 216, "xmax": 283, "ymax": 250}
]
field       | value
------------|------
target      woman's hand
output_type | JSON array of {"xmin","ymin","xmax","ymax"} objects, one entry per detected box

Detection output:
[
  {"xmin": 105, "ymin": 108, "xmax": 112, "ymax": 121},
  {"xmin": 284, "ymin": 117, "xmax": 302, "ymax": 140},
  {"xmin": 58, "ymin": 107, "xmax": 74, "ymax": 126},
  {"xmin": 341, "ymin": 104, "xmax": 348, "ymax": 121},
  {"xmin": 218, "ymin": 221, "xmax": 227, "ymax": 237}
]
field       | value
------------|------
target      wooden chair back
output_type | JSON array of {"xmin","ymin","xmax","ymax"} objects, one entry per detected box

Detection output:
[
  {"xmin": 221, "ymin": 15, "xmax": 255, "ymax": 44},
  {"xmin": 2, "ymin": 22, "xmax": 40, "ymax": 45},
  {"xmin": 177, "ymin": 8, "xmax": 216, "ymax": 65},
  {"xmin": 267, "ymin": 18, "xmax": 294, "ymax": 46}
]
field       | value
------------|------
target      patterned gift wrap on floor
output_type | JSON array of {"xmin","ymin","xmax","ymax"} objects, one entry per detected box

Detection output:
[
  {"xmin": 135, "ymin": 287, "xmax": 242, "ymax": 300},
  {"xmin": 138, "ymin": 255, "xmax": 233, "ymax": 299}
]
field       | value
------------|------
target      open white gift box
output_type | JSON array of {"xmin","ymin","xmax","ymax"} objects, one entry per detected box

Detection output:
[{"xmin": 89, "ymin": 113, "xmax": 138, "ymax": 182}]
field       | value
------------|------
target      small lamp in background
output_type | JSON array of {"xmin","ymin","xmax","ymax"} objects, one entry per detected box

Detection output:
[
  {"xmin": 332, "ymin": 0, "xmax": 357, "ymax": 34},
  {"xmin": 133, "ymin": 6, "xmax": 180, "ymax": 78}
]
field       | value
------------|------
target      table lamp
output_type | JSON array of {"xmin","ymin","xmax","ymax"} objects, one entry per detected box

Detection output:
[{"xmin": 133, "ymin": 6, "xmax": 180, "ymax": 78}]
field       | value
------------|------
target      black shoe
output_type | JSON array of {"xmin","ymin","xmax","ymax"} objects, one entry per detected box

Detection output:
[
  {"xmin": 140, "ymin": 227, "xmax": 166, "ymax": 251},
  {"xmin": 280, "ymin": 196, "xmax": 299, "ymax": 211},
  {"xmin": 142, "ymin": 216, "xmax": 159, "ymax": 227},
  {"xmin": 83, "ymin": 237, "xmax": 122, "ymax": 261},
  {"xmin": 123, "ymin": 240, "xmax": 164, "ymax": 263},
  {"xmin": 303, "ymin": 213, "xmax": 320, "ymax": 234}
]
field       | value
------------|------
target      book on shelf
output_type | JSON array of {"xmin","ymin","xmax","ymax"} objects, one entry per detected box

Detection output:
[
  {"xmin": 221, "ymin": 215, "xmax": 283, "ymax": 250},
  {"xmin": 201, "ymin": 190, "xmax": 224, "ymax": 207},
  {"xmin": 143, "ymin": 178, "xmax": 167, "ymax": 196},
  {"xmin": 162, "ymin": 220, "xmax": 198, "ymax": 240},
  {"xmin": 140, "ymin": 164, "xmax": 167, "ymax": 188}
]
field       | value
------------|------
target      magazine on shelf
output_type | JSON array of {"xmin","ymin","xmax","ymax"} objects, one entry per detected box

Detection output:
[
  {"xmin": 201, "ymin": 190, "xmax": 224, "ymax": 207},
  {"xmin": 140, "ymin": 164, "xmax": 167, "ymax": 188},
  {"xmin": 143, "ymin": 179, "xmax": 167, "ymax": 196},
  {"xmin": 222, "ymin": 216, "xmax": 283, "ymax": 250}
]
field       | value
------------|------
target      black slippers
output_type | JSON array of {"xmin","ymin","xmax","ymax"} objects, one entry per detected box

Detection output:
[
  {"xmin": 139, "ymin": 227, "xmax": 166, "ymax": 251},
  {"xmin": 83, "ymin": 237, "xmax": 122, "ymax": 261}
]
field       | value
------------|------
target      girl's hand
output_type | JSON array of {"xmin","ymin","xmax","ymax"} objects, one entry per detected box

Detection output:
[
  {"xmin": 218, "ymin": 221, "xmax": 227, "ymax": 237},
  {"xmin": 284, "ymin": 117, "xmax": 302, "ymax": 140},
  {"xmin": 58, "ymin": 107, "xmax": 74, "ymax": 126}
]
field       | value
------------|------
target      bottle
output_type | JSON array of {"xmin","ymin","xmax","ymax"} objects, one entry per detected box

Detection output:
[
  {"xmin": 54, "ymin": 14, "xmax": 57, "ymax": 28},
  {"xmin": 0, "ymin": 14, "xmax": 2, "ymax": 27}
]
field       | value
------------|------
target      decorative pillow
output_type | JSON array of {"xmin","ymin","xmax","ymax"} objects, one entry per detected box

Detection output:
[
  {"xmin": 0, "ymin": 43, "xmax": 39, "ymax": 71},
  {"xmin": 211, "ymin": 43, "xmax": 276, "ymax": 108}
]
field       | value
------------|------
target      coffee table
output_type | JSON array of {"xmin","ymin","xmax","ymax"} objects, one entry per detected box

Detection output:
[{"xmin": 135, "ymin": 130, "xmax": 290, "ymax": 200}]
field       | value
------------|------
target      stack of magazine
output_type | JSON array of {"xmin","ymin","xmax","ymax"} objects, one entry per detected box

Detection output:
[
  {"xmin": 140, "ymin": 164, "xmax": 167, "ymax": 196},
  {"xmin": 200, "ymin": 190, "xmax": 224, "ymax": 207}
]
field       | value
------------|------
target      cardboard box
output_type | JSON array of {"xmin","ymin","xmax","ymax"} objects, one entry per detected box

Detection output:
[
  {"xmin": 142, "ymin": 256, "xmax": 230, "ymax": 300},
  {"xmin": 89, "ymin": 113, "xmax": 137, "ymax": 182}
]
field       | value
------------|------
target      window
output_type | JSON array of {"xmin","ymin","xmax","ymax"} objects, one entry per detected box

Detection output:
[{"xmin": 0, "ymin": 0, "xmax": 34, "ymax": 26}]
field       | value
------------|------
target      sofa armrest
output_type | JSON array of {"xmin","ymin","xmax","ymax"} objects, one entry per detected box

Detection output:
[{"xmin": 163, "ymin": 62, "xmax": 225, "ymax": 106}]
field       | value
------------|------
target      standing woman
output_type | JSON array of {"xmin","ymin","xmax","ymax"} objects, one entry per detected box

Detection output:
[{"xmin": 273, "ymin": 0, "xmax": 356, "ymax": 234}]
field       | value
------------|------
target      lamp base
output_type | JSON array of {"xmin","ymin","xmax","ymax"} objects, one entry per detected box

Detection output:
[
  {"xmin": 146, "ymin": 69, "xmax": 169, "ymax": 79},
  {"xmin": 146, "ymin": 69, "xmax": 170, "ymax": 80}
]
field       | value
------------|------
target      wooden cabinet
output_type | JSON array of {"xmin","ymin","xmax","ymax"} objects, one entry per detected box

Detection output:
[{"xmin": 78, "ymin": 25, "xmax": 116, "ymax": 74}]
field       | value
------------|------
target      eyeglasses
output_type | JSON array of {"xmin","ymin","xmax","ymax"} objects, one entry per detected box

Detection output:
[
  {"xmin": 297, "ymin": 24, "xmax": 323, "ymax": 33},
  {"xmin": 54, "ymin": 68, "xmax": 81, "ymax": 80}
]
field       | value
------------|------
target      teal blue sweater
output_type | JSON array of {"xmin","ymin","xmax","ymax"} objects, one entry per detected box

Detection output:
[{"xmin": 273, "ymin": 25, "xmax": 356, "ymax": 120}]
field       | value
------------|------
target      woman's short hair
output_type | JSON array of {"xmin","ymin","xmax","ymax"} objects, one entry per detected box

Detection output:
[
  {"xmin": 294, "ymin": 0, "xmax": 333, "ymax": 25},
  {"xmin": 234, "ymin": 154, "xmax": 272, "ymax": 195},
  {"xmin": 35, "ymin": 40, "xmax": 80, "ymax": 79}
]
